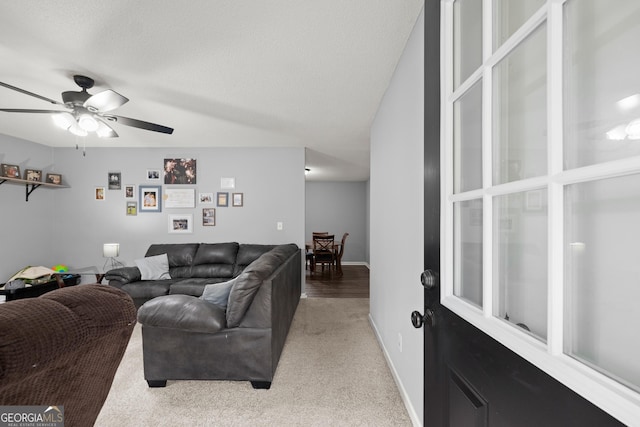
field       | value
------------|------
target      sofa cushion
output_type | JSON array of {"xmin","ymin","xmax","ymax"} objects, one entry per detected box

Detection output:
[
  {"xmin": 200, "ymin": 278, "xmax": 236, "ymax": 308},
  {"xmin": 226, "ymin": 244, "xmax": 297, "ymax": 327},
  {"xmin": 121, "ymin": 280, "xmax": 176, "ymax": 300},
  {"xmin": 233, "ymin": 244, "xmax": 276, "ymax": 276},
  {"xmin": 169, "ymin": 278, "xmax": 226, "ymax": 297},
  {"xmin": 135, "ymin": 253, "xmax": 171, "ymax": 280},
  {"xmin": 138, "ymin": 294, "xmax": 226, "ymax": 334},
  {"xmin": 146, "ymin": 243, "xmax": 199, "ymax": 269}
]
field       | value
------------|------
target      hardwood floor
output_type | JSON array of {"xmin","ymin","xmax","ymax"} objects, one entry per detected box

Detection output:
[{"xmin": 304, "ymin": 264, "xmax": 369, "ymax": 298}]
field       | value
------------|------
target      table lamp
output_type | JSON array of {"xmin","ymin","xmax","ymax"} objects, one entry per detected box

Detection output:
[{"xmin": 103, "ymin": 243, "xmax": 125, "ymax": 271}]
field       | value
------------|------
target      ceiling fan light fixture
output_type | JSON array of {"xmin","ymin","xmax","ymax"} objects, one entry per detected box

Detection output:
[
  {"xmin": 78, "ymin": 114, "xmax": 99, "ymax": 132},
  {"xmin": 52, "ymin": 112, "xmax": 75, "ymax": 130},
  {"xmin": 68, "ymin": 123, "xmax": 88, "ymax": 137},
  {"xmin": 96, "ymin": 120, "xmax": 117, "ymax": 138}
]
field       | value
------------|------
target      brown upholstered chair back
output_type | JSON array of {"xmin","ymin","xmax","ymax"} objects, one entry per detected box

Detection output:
[{"xmin": 0, "ymin": 285, "xmax": 136, "ymax": 427}]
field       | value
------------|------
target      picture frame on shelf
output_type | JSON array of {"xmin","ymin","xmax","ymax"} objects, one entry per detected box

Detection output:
[
  {"xmin": 199, "ymin": 192, "xmax": 214, "ymax": 204},
  {"xmin": 46, "ymin": 173, "xmax": 62, "ymax": 185},
  {"xmin": 126, "ymin": 201, "xmax": 137, "ymax": 216},
  {"xmin": 164, "ymin": 158, "xmax": 197, "ymax": 184},
  {"xmin": 139, "ymin": 185, "xmax": 162, "ymax": 212},
  {"xmin": 216, "ymin": 192, "xmax": 229, "ymax": 207},
  {"xmin": 232, "ymin": 192, "xmax": 244, "ymax": 207},
  {"xmin": 124, "ymin": 185, "xmax": 135, "ymax": 199},
  {"xmin": 108, "ymin": 172, "xmax": 121, "ymax": 190},
  {"xmin": 168, "ymin": 214, "xmax": 193, "ymax": 233},
  {"xmin": 202, "ymin": 208, "xmax": 216, "ymax": 226},
  {"xmin": 1, "ymin": 164, "xmax": 21, "ymax": 178},
  {"xmin": 24, "ymin": 169, "xmax": 42, "ymax": 182},
  {"xmin": 95, "ymin": 186, "xmax": 106, "ymax": 201},
  {"xmin": 146, "ymin": 169, "xmax": 161, "ymax": 181}
]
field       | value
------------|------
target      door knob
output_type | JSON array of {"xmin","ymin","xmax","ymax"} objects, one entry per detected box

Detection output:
[
  {"xmin": 411, "ymin": 309, "xmax": 435, "ymax": 328},
  {"xmin": 420, "ymin": 269, "xmax": 438, "ymax": 290}
]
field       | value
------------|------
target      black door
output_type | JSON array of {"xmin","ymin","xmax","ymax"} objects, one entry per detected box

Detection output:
[{"xmin": 418, "ymin": 1, "xmax": 623, "ymax": 425}]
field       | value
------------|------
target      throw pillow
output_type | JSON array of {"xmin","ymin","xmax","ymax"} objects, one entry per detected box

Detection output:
[
  {"xmin": 200, "ymin": 278, "xmax": 235, "ymax": 309},
  {"xmin": 135, "ymin": 253, "xmax": 171, "ymax": 280}
]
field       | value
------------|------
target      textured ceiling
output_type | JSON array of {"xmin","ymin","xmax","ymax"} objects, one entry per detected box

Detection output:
[{"xmin": 0, "ymin": 1, "xmax": 423, "ymax": 181}]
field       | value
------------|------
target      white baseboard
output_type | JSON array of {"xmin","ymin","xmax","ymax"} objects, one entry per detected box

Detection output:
[
  {"xmin": 368, "ymin": 314, "xmax": 422, "ymax": 427},
  {"xmin": 341, "ymin": 261, "xmax": 370, "ymax": 268}
]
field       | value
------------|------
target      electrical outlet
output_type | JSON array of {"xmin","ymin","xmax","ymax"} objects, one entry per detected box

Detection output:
[
  {"xmin": 276, "ymin": 221, "xmax": 283, "ymax": 230},
  {"xmin": 398, "ymin": 333, "xmax": 403, "ymax": 352}
]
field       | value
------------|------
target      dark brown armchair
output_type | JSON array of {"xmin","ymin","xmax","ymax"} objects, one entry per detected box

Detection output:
[{"xmin": 0, "ymin": 285, "xmax": 137, "ymax": 427}]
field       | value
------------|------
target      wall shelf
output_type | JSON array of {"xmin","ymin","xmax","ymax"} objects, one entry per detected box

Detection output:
[{"xmin": 0, "ymin": 177, "xmax": 69, "ymax": 201}]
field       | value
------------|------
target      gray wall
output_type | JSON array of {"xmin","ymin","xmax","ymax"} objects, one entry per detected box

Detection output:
[
  {"xmin": 0, "ymin": 136, "xmax": 58, "ymax": 279},
  {"xmin": 370, "ymin": 7, "xmax": 424, "ymax": 425},
  {"xmin": 305, "ymin": 181, "xmax": 367, "ymax": 263},
  {"xmin": 0, "ymin": 139, "xmax": 306, "ymax": 284}
]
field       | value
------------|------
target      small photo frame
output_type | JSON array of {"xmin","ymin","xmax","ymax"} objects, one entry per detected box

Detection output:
[
  {"xmin": 108, "ymin": 172, "xmax": 121, "ymax": 190},
  {"xmin": 139, "ymin": 185, "xmax": 162, "ymax": 212},
  {"xmin": 95, "ymin": 186, "xmax": 106, "ymax": 201},
  {"xmin": 199, "ymin": 192, "xmax": 214, "ymax": 204},
  {"xmin": 24, "ymin": 169, "xmax": 42, "ymax": 182},
  {"xmin": 232, "ymin": 192, "xmax": 244, "ymax": 207},
  {"xmin": 1, "ymin": 164, "xmax": 20, "ymax": 178},
  {"xmin": 126, "ymin": 201, "xmax": 137, "ymax": 216},
  {"xmin": 124, "ymin": 185, "xmax": 136, "ymax": 199},
  {"xmin": 46, "ymin": 173, "xmax": 62, "ymax": 185},
  {"xmin": 168, "ymin": 214, "xmax": 193, "ymax": 233},
  {"xmin": 217, "ymin": 192, "xmax": 229, "ymax": 207},
  {"xmin": 146, "ymin": 169, "xmax": 161, "ymax": 181},
  {"xmin": 203, "ymin": 208, "xmax": 216, "ymax": 226}
]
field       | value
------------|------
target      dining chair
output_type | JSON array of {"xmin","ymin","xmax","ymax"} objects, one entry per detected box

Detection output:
[
  {"xmin": 307, "ymin": 232, "xmax": 329, "ymax": 270},
  {"xmin": 312, "ymin": 234, "xmax": 335, "ymax": 274},
  {"xmin": 334, "ymin": 232, "xmax": 349, "ymax": 276}
]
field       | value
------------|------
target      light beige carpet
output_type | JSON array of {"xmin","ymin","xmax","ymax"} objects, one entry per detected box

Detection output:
[{"xmin": 95, "ymin": 298, "xmax": 411, "ymax": 427}]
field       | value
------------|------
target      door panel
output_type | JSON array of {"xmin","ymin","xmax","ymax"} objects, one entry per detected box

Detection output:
[{"xmin": 422, "ymin": 1, "xmax": 624, "ymax": 425}]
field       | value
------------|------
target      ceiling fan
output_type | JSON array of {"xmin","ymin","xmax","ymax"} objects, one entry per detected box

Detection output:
[{"xmin": 0, "ymin": 75, "xmax": 173, "ymax": 138}]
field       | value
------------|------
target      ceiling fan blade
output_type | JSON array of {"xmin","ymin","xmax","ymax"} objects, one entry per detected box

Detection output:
[
  {"xmin": 0, "ymin": 108, "xmax": 66, "ymax": 113},
  {"xmin": 0, "ymin": 81, "xmax": 65, "ymax": 106},
  {"xmin": 106, "ymin": 115, "xmax": 174, "ymax": 134},
  {"xmin": 84, "ymin": 89, "xmax": 129, "ymax": 113},
  {"xmin": 96, "ymin": 118, "xmax": 118, "ymax": 138}
]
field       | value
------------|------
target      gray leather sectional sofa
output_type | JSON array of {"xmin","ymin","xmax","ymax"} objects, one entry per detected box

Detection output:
[{"xmin": 105, "ymin": 242, "xmax": 301, "ymax": 389}]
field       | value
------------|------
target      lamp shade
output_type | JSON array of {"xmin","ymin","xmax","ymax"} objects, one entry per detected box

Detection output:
[{"xmin": 103, "ymin": 243, "xmax": 120, "ymax": 258}]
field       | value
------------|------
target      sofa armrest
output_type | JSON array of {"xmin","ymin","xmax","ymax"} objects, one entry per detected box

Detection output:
[
  {"xmin": 105, "ymin": 266, "xmax": 141, "ymax": 286},
  {"xmin": 137, "ymin": 294, "xmax": 226, "ymax": 334}
]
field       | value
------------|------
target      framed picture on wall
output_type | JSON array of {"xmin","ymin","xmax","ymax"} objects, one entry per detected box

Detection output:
[
  {"xmin": 217, "ymin": 192, "xmax": 228, "ymax": 207},
  {"xmin": 232, "ymin": 192, "xmax": 243, "ymax": 207},
  {"xmin": 95, "ymin": 186, "xmax": 106, "ymax": 201},
  {"xmin": 126, "ymin": 201, "xmax": 137, "ymax": 216},
  {"xmin": 203, "ymin": 208, "xmax": 216, "ymax": 226},
  {"xmin": 125, "ymin": 185, "xmax": 135, "ymax": 199},
  {"xmin": 168, "ymin": 214, "xmax": 193, "ymax": 233},
  {"xmin": 164, "ymin": 188, "xmax": 196, "ymax": 208},
  {"xmin": 108, "ymin": 172, "xmax": 121, "ymax": 190},
  {"xmin": 164, "ymin": 158, "xmax": 197, "ymax": 184},
  {"xmin": 146, "ymin": 169, "xmax": 161, "ymax": 181},
  {"xmin": 139, "ymin": 185, "xmax": 162, "ymax": 212},
  {"xmin": 199, "ymin": 192, "xmax": 214, "ymax": 204}
]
